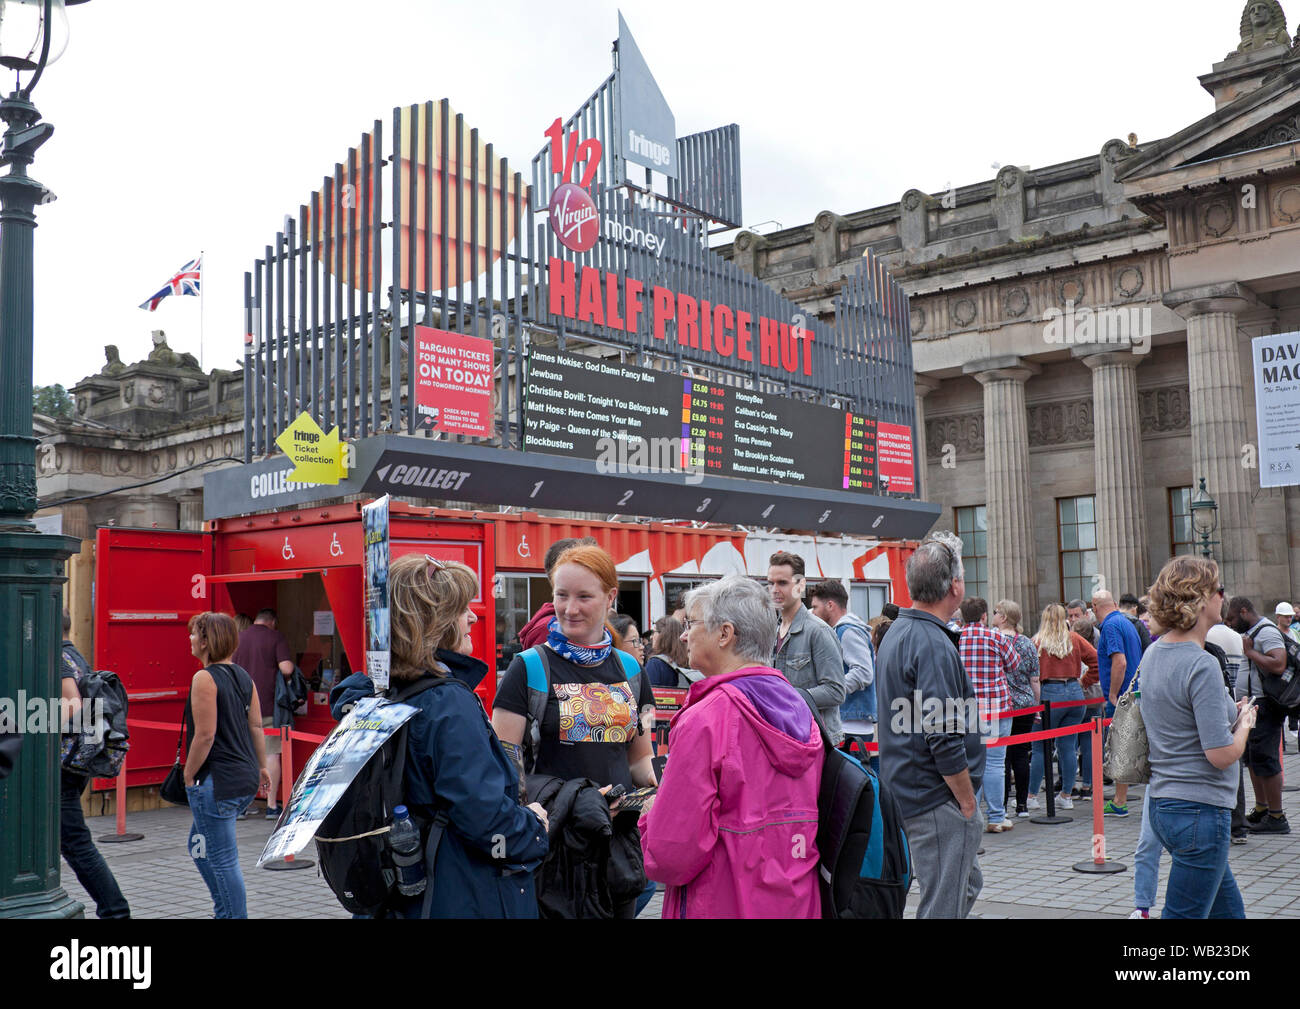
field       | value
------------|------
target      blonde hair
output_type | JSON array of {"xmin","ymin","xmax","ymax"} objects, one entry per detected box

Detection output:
[
  {"xmin": 1148, "ymin": 555, "xmax": 1219, "ymax": 633},
  {"xmin": 388, "ymin": 553, "xmax": 478, "ymax": 682},
  {"xmin": 995, "ymin": 599, "xmax": 1022, "ymax": 634},
  {"xmin": 1036, "ymin": 603, "xmax": 1072, "ymax": 659}
]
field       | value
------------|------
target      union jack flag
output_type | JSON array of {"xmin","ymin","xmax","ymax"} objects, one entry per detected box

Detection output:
[{"xmin": 138, "ymin": 256, "xmax": 201, "ymax": 311}]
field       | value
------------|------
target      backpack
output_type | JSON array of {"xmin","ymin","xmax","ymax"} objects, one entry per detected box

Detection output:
[
  {"xmin": 834, "ymin": 620, "xmax": 877, "ymax": 723},
  {"xmin": 314, "ymin": 675, "xmax": 462, "ymax": 917},
  {"xmin": 520, "ymin": 646, "xmax": 643, "ymax": 773},
  {"xmin": 1248, "ymin": 620, "xmax": 1300, "ymax": 714},
  {"xmin": 650, "ymin": 654, "xmax": 702, "ymax": 689},
  {"xmin": 797, "ymin": 687, "xmax": 912, "ymax": 919},
  {"xmin": 61, "ymin": 669, "xmax": 130, "ymax": 780}
]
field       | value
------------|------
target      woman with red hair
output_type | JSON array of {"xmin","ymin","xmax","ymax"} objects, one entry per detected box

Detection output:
[{"xmin": 492, "ymin": 544, "xmax": 657, "ymax": 916}]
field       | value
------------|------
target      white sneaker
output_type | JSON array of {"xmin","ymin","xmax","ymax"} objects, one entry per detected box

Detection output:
[
  {"xmin": 1056, "ymin": 794, "xmax": 1075, "ymax": 809},
  {"xmin": 1025, "ymin": 795, "xmax": 1040, "ymax": 811},
  {"xmin": 1128, "ymin": 909, "xmax": 1150, "ymax": 919}
]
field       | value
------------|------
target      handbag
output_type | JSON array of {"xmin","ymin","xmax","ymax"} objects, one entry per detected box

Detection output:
[
  {"xmin": 159, "ymin": 718, "xmax": 189, "ymax": 806},
  {"xmin": 1102, "ymin": 672, "xmax": 1149, "ymax": 784}
]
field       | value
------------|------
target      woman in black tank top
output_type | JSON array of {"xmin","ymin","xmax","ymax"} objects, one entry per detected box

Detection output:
[{"xmin": 184, "ymin": 613, "xmax": 271, "ymax": 918}]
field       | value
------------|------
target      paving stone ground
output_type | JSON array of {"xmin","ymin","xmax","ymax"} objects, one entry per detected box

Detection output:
[{"xmin": 61, "ymin": 747, "xmax": 1300, "ymax": 920}]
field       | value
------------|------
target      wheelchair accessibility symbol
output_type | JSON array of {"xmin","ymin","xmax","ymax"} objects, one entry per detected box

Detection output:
[
  {"xmin": 517, "ymin": 534, "xmax": 530, "ymax": 559},
  {"xmin": 282, "ymin": 537, "xmax": 295, "ymax": 561},
  {"xmin": 329, "ymin": 532, "xmax": 344, "ymax": 558}
]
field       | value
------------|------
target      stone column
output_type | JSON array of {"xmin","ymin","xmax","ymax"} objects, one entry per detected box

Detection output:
[
  {"xmin": 914, "ymin": 375, "xmax": 941, "ymax": 502},
  {"xmin": 178, "ymin": 494, "xmax": 204, "ymax": 532},
  {"xmin": 1074, "ymin": 345, "xmax": 1149, "ymax": 599},
  {"xmin": 60, "ymin": 504, "xmax": 93, "ymax": 661},
  {"xmin": 963, "ymin": 356, "xmax": 1040, "ymax": 615},
  {"xmin": 1163, "ymin": 285, "xmax": 1260, "ymax": 600}
]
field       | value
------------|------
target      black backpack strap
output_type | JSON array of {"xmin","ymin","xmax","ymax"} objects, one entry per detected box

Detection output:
[
  {"xmin": 796, "ymin": 686, "xmax": 834, "ymax": 752},
  {"xmin": 521, "ymin": 647, "xmax": 552, "ymax": 775},
  {"xmin": 389, "ymin": 674, "xmax": 442, "ymax": 703},
  {"xmin": 385, "ymin": 674, "xmax": 462, "ymax": 797},
  {"xmin": 387, "ymin": 673, "xmax": 463, "ymax": 918},
  {"xmin": 419, "ymin": 809, "xmax": 451, "ymax": 919}
]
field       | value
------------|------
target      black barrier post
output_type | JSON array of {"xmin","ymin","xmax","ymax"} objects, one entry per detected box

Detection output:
[{"xmin": 1030, "ymin": 699, "xmax": 1073, "ymax": 825}]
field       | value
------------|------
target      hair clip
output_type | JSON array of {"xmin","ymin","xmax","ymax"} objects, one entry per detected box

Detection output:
[{"xmin": 425, "ymin": 554, "xmax": 447, "ymax": 572}]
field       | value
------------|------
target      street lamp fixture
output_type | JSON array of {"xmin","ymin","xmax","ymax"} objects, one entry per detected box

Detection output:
[
  {"xmin": 1189, "ymin": 476, "xmax": 1219, "ymax": 560},
  {"xmin": 0, "ymin": 0, "xmax": 73, "ymax": 83},
  {"xmin": 0, "ymin": 0, "xmax": 92, "ymax": 920}
]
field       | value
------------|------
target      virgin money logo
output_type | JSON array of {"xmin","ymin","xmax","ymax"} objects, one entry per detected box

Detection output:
[{"xmin": 548, "ymin": 183, "xmax": 598, "ymax": 253}]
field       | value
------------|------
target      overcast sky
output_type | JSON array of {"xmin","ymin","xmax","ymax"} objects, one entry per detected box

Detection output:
[{"xmin": 29, "ymin": 0, "xmax": 1244, "ymax": 387}]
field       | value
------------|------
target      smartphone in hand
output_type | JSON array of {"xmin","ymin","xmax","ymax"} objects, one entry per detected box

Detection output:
[
  {"xmin": 1231, "ymin": 696, "xmax": 1257, "ymax": 733},
  {"xmin": 603, "ymin": 784, "xmax": 627, "ymax": 805}
]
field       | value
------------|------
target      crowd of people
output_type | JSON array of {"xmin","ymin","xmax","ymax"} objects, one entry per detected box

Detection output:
[
  {"xmin": 878, "ymin": 532, "xmax": 1297, "ymax": 920},
  {"xmin": 51, "ymin": 527, "xmax": 1299, "ymax": 920}
]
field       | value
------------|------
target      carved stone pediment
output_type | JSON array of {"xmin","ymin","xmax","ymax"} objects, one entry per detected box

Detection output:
[{"xmin": 1207, "ymin": 111, "xmax": 1300, "ymax": 157}]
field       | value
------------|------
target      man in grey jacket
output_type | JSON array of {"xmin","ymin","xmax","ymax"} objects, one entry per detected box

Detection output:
[
  {"xmin": 876, "ymin": 532, "xmax": 984, "ymax": 918},
  {"xmin": 768, "ymin": 551, "xmax": 846, "ymax": 745}
]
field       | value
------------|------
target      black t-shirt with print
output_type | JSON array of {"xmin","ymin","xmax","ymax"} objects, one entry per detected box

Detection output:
[{"xmin": 496, "ymin": 647, "xmax": 653, "ymax": 790}]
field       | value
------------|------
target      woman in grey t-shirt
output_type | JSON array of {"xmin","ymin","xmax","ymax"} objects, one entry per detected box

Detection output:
[{"xmin": 1140, "ymin": 556, "xmax": 1256, "ymax": 919}]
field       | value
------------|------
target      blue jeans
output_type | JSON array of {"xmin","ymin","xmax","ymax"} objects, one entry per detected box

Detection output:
[
  {"xmin": 187, "ymin": 777, "xmax": 255, "ymax": 919},
  {"xmin": 1079, "ymin": 717, "xmax": 1093, "ymax": 786},
  {"xmin": 60, "ymin": 771, "xmax": 130, "ymax": 918},
  {"xmin": 1029, "ymin": 681, "xmax": 1085, "ymax": 795},
  {"xmin": 978, "ymin": 717, "xmax": 1012, "ymax": 823},
  {"xmin": 1133, "ymin": 789, "xmax": 1161, "ymax": 910},
  {"xmin": 634, "ymin": 878, "xmax": 658, "ymax": 917},
  {"xmin": 1148, "ymin": 797, "xmax": 1244, "ymax": 919}
]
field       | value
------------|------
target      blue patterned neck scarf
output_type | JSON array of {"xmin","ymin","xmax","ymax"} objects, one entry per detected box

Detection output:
[{"xmin": 546, "ymin": 617, "xmax": 612, "ymax": 666}]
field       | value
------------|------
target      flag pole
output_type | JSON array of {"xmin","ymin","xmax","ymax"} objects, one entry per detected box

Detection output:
[{"xmin": 199, "ymin": 249, "xmax": 205, "ymax": 372}]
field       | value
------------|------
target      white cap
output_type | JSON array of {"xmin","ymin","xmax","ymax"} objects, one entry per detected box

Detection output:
[{"xmin": 1276, "ymin": 602, "xmax": 1296, "ymax": 617}]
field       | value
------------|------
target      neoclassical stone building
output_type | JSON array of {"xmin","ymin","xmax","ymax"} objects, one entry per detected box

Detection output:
[
  {"xmin": 40, "ymin": 6, "xmax": 1300, "ymax": 640},
  {"xmin": 34, "ymin": 332, "xmax": 246, "ymax": 649},
  {"xmin": 722, "ymin": 3, "xmax": 1300, "ymax": 620}
]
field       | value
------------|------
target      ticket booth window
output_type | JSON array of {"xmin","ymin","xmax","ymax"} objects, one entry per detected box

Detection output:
[
  {"xmin": 496, "ymin": 573, "xmax": 649, "ymax": 670},
  {"xmin": 850, "ymin": 582, "xmax": 890, "ymax": 623},
  {"xmin": 664, "ymin": 577, "xmax": 714, "ymax": 618},
  {"xmin": 616, "ymin": 578, "xmax": 647, "ymax": 630},
  {"xmin": 496, "ymin": 573, "xmax": 552, "ymax": 671}
]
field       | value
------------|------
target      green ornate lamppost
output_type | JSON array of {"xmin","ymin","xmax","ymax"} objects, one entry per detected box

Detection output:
[{"xmin": 0, "ymin": 0, "xmax": 94, "ymax": 919}]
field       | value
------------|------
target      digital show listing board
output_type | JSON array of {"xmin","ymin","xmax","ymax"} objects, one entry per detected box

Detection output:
[{"xmin": 524, "ymin": 348, "xmax": 914, "ymax": 495}]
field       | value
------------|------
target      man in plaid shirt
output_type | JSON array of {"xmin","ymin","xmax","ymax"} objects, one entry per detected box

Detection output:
[{"xmin": 958, "ymin": 597, "xmax": 1020, "ymax": 832}]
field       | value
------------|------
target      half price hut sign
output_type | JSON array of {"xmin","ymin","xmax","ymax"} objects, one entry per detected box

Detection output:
[{"xmin": 546, "ymin": 257, "xmax": 817, "ymax": 377}]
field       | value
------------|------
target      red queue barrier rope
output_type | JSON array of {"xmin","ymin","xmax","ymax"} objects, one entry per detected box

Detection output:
[
  {"xmin": 845, "ymin": 714, "xmax": 1127, "ymax": 875},
  {"xmin": 990, "ymin": 695, "xmax": 1108, "ymax": 721},
  {"xmin": 106, "ymin": 718, "xmax": 331, "ymax": 847},
  {"xmin": 849, "ymin": 714, "xmax": 1112, "ymax": 753}
]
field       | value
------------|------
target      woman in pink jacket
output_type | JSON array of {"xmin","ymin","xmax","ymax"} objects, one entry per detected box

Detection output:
[{"xmin": 639, "ymin": 575, "xmax": 824, "ymax": 918}]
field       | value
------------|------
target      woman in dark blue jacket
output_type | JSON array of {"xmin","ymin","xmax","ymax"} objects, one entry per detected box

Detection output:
[{"xmin": 330, "ymin": 553, "xmax": 548, "ymax": 918}]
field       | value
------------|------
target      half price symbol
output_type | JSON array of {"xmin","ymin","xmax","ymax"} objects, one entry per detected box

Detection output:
[{"xmin": 544, "ymin": 117, "xmax": 602, "ymax": 189}]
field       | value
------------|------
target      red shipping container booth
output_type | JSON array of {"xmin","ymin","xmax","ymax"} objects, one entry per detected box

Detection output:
[{"xmin": 93, "ymin": 501, "xmax": 493, "ymax": 792}]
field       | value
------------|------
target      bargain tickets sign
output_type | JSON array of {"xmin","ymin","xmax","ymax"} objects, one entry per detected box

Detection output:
[
  {"xmin": 544, "ymin": 118, "xmax": 602, "ymax": 253},
  {"xmin": 414, "ymin": 326, "xmax": 494, "ymax": 437}
]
